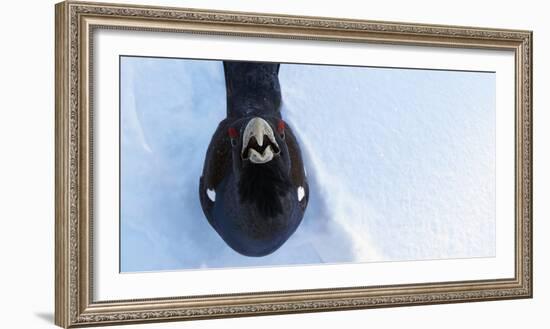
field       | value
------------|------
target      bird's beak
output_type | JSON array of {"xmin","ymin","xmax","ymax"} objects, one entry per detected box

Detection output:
[{"xmin": 241, "ymin": 117, "xmax": 280, "ymax": 164}]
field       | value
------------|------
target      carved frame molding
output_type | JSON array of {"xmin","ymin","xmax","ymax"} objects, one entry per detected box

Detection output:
[{"xmin": 55, "ymin": 1, "xmax": 532, "ymax": 327}]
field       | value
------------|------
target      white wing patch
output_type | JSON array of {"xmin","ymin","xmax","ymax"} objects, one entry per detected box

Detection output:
[
  {"xmin": 206, "ymin": 188, "xmax": 216, "ymax": 202},
  {"xmin": 297, "ymin": 186, "xmax": 305, "ymax": 202}
]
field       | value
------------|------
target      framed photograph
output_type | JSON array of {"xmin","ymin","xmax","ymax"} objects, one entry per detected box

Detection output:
[{"xmin": 55, "ymin": 1, "xmax": 533, "ymax": 327}]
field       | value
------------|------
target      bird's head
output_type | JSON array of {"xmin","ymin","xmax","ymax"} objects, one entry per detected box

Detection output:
[{"xmin": 226, "ymin": 116, "xmax": 293, "ymax": 217}]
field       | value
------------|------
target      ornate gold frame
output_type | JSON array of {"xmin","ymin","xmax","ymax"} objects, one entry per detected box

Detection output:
[{"xmin": 55, "ymin": 1, "xmax": 533, "ymax": 327}]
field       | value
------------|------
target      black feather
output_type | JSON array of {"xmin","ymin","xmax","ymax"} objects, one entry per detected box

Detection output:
[
  {"xmin": 238, "ymin": 161, "xmax": 292, "ymax": 218},
  {"xmin": 223, "ymin": 61, "xmax": 282, "ymax": 118}
]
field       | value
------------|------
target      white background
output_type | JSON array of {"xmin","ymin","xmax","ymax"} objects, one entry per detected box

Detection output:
[
  {"xmin": 0, "ymin": 0, "xmax": 546, "ymax": 328},
  {"xmin": 95, "ymin": 29, "xmax": 514, "ymax": 300}
]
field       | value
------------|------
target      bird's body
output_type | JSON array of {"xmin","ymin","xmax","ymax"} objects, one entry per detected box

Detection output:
[{"xmin": 199, "ymin": 61, "xmax": 309, "ymax": 256}]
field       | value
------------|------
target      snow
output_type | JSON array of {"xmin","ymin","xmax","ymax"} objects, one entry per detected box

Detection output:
[{"xmin": 120, "ymin": 56, "xmax": 496, "ymax": 272}]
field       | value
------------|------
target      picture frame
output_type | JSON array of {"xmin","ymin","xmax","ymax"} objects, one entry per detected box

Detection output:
[{"xmin": 55, "ymin": 1, "xmax": 533, "ymax": 327}]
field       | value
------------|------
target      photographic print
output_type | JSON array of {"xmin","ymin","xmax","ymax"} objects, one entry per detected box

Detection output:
[
  {"xmin": 55, "ymin": 2, "xmax": 532, "ymax": 326},
  {"xmin": 120, "ymin": 56, "xmax": 496, "ymax": 272}
]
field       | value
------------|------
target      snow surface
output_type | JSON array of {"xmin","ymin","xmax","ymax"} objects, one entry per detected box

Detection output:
[{"xmin": 120, "ymin": 56, "xmax": 496, "ymax": 272}]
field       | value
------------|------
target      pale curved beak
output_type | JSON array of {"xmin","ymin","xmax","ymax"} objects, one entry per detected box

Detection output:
[{"xmin": 241, "ymin": 117, "xmax": 280, "ymax": 164}]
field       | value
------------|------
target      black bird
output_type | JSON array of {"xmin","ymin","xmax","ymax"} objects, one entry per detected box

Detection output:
[{"xmin": 199, "ymin": 61, "xmax": 309, "ymax": 257}]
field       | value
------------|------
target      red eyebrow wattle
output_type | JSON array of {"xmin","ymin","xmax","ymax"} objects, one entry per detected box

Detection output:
[
  {"xmin": 277, "ymin": 120, "xmax": 285, "ymax": 133},
  {"xmin": 228, "ymin": 127, "xmax": 238, "ymax": 138}
]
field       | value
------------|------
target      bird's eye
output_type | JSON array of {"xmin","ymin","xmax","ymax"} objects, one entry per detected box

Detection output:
[
  {"xmin": 228, "ymin": 127, "xmax": 238, "ymax": 146},
  {"xmin": 277, "ymin": 120, "xmax": 285, "ymax": 139}
]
